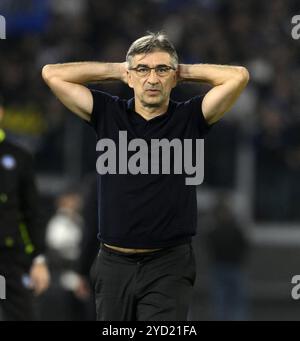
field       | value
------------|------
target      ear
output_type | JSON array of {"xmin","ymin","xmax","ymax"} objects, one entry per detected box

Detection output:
[
  {"xmin": 171, "ymin": 71, "xmax": 178, "ymax": 89},
  {"xmin": 127, "ymin": 70, "xmax": 134, "ymax": 89}
]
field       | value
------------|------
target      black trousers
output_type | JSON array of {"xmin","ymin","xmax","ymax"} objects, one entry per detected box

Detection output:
[
  {"xmin": 0, "ymin": 250, "xmax": 34, "ymax": 321},
  {"xmin": 91, "ymin": 243, "xmax": 196, "ymax": 321}
]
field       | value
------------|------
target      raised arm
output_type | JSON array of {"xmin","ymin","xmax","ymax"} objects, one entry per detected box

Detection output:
[
  {"xmin": 42, "ymin": 62, "xmax": 128, "ymax": 121},
  {"xmin": 178, "ymin": 64, "xmax": 249, "ymax": 124}
]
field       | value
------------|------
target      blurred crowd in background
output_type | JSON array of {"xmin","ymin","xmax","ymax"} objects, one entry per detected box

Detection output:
[
  {"xmin": 0, "ymin": 0, "xmax": 300, "ymax": 320},
  {"xmin": 1, "ymin": 0, "xmax": 300, "ymax": 220}
]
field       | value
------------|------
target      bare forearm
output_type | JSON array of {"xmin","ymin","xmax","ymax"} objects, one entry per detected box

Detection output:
[
  {"xmin": 42, "ymin": 62, "xmax": 127, "ymax": 84},
  {"xmin": 179, "ymin": 64, "xmax": 249, "ymax": 86},
  {"xmin": 179, "ymin": 63, "xmax": 249, "ymax": 124},
  {"xmin": 41, "ymin": 61, "xmax": 127, "ymax": 120}
]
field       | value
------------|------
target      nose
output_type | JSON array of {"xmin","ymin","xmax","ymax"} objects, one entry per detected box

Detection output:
[{"xmin": 147, "ymin": 69, "xmax": 159, "ymax": 84}]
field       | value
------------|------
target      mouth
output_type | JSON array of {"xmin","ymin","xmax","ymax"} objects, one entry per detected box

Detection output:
[{"xmin": 145, "ymin": 89, "xmax": 161, "ymax": 96}]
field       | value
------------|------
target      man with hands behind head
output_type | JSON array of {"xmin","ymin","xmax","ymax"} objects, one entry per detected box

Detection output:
[{"xmin": 43, "ymin": 32, "xmax": 249, "ymax": 321}]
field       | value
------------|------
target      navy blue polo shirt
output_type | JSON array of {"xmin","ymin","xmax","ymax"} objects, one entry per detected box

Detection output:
[{"xmin": 88, "ymin": 89, "xmax": 211, "ymax": 248}]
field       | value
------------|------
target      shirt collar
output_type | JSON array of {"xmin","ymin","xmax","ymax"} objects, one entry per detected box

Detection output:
[{"xmin": 127, "ymin": 98, "xmax": 176, "ymax": 123}]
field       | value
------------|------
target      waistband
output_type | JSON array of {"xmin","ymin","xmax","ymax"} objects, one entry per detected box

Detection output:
[{"xmin": 100, "ymin": 242, "xmax": 191, "ymax": 260}]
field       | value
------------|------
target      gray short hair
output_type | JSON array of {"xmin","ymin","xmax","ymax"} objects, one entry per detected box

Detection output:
[{"xmin": 126, "ymin": 32, "xmax": 178, "ymax": 68}]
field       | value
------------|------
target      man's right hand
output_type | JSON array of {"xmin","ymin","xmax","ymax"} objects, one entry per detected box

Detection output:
[{"xmin": 42, "ymin": 62, "xmax": 129, "ymax": 121}]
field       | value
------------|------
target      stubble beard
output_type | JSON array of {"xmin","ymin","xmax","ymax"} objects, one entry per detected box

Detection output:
[{"xmin": 141, "ymin": 93, "xmax": 164, "ymax": 108}]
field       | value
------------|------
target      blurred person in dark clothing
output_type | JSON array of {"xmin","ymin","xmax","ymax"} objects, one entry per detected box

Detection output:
[
  {"xmin": 75, "ymin": 173, "xmax": 99, "ymax": 303},
  {"xmin": 41, "ymin": 183, "xmax": 98, "ymax": 321},
  {"xmin": 42, "ymin": 32, "xmax": 249, "ymax": 321},
  {"xmin": 254, "ymin": 105, "xmax": 290, "ymax": 221},
  {"xmin": 0, "ymin": 96, "xmax": 50, "ymax": 321},
  {"xmin": 69, "ymin": 173, "xmax": 99, "ymax": 320},
  {"xmin": 205, "ymin": 195, "xmax": 249, "ymax": 321},
  {"xmin": 42, "ymin": 190, "xmax": 85, "ymax": 321}
]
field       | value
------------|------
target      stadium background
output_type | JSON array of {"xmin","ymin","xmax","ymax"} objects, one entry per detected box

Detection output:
[{"xmin": 1, "ymin": 0, "xmax": 300, "ymax": 320}]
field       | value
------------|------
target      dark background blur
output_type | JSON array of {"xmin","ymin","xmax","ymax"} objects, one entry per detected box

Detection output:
[{"xmin": 1, "ymin": 0, "xmax": 300, "ymax": 320}]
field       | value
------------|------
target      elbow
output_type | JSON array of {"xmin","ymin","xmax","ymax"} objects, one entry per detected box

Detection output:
[
  {"xmin": 42, "ymin": 64, "xmax": 55, "ymax": 84},
  {"xmin": 236, "ymin": 66, "xmax": 250, "ymax": 86}
]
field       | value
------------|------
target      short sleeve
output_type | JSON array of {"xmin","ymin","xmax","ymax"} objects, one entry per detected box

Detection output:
[
  {"xmin": 89, "ymin": 89, "xmax": 118, "ymax": 132},
  {"xmin": 183, "ymin": 95, "xmax": 213, "ymax": 137}
]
